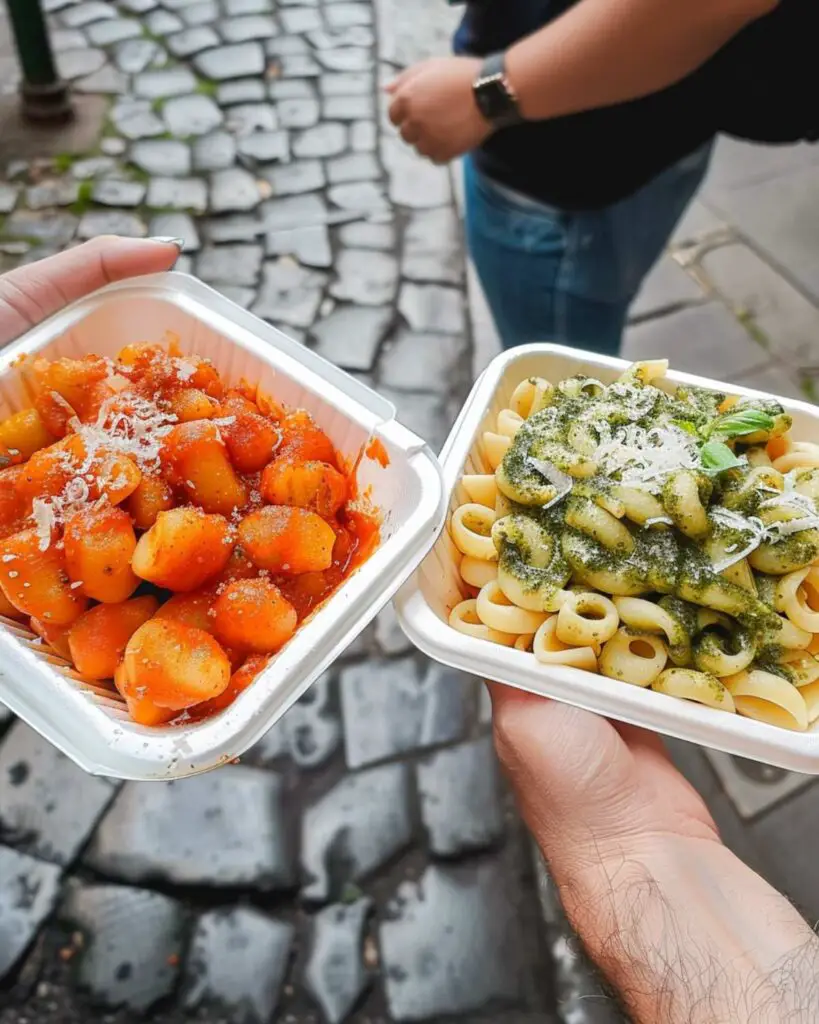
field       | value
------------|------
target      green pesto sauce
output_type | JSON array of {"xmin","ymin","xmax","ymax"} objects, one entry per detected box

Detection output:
[{"xmin": 494, "ymin": 371, "xmax": 810, "ymax": 650}]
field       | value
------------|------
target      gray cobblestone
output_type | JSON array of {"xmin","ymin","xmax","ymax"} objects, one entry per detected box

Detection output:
[
  {"xmin": 380, "ymin": 859, "xmax": 536, "ymax": 1020},
  {"xmin": 144, "ymin": 9, "xmax": 184, "ymax": 35},
  {"xmin": 293, "ymin": 123, "xmax": 348, "ymax": 159},
  {"xmin": 56, "ymin": 47, "xmax": 107, "ymax": 82},
  {"xmin": 163, "ymin": 93, "xmax": 223, "ymax": 135},
  {"xmin": 0, "ymin": 183, "xmax": 20, "ymax": 214},
  {"xmin": 85, "ymin": 766, "xmax": 295, "ymax": 888},
  {"xmin": 4, "ymin": 210, "xmax": 78, "ymax": 245},
  {"xmin": 0, "ymin": 722, "xmax": 115, "ymax": 867},
  {"xmin": 274, "ymin": 53, "xmax": 322, "ymax": 78},
  {"xmin": 166, "ymin": 25, "xmax": 220, "ymax": 57},
  {"xmin": 262, "ymin": 158, "xmax": 326, "ymax": 195},
  {"xmin": 86, "ymin": 17, "xmax": 143, "ymax": 45},
  {"xmin": 338, "ymin": 218, "xmax": 394, "ymax": 250},
  {"xmin": 91, "ymin": 178, "xmax": 146, "ymax": 207},
  {"xmin": 328, "ymin": 152, "xmax": 380, "ymax": 183},
  {"xmin": 378, "ymin": 328, "xmax": 468, "ymax": 392},
  {"xmin": 319, "ymin": 71, "xmax": 372, "ymax": 95},
  {"xmin": 221, "ymin": 13, "xmax": 278, "ymax": 42},
  {"xmin": 77, "ymin": 210, "xmax": 146, "ymax": 238},
  {"xmin": 194, "ymin": 41, "xmax": 265, "ymax": 79},
  {"xmin": 61, "ymin": 2, "xmax": 116, "ymax": 28},
  {"xmin": 399, "ymin": 282, "xmax": 465, "ymax": 335},
  {"xmin": 147, "ymin": 175, "xmax": 208, "ymax": 212},
  {"xmin": 130, "ymin": 138, "xmax": 191, "ymax": 177},
  {"xmin": 133, "ymin": 66, "xmax": 198, "ymax": 99},
  {"xmin": 383, "ymin": 137, "xmax": 451, "ymax": 208},
  {"xmin": 327, "ymin": 180, "xmax": 388, "ymax": 213},
  {"xmin": 192, "ymin": 130, "xmax": 237, "ymax": 171},
  {"xmin": 61, "ymin": 883, "xmax": 184, "ymax": 1011},
  {"xmin": 350, "ymin": 119, "xmax": 377, "ymax": 152},
  {"xmin": 237, "ymin": 130, "xmax": 290, "ymax": 164},
  {"xmin": 260, "ymin": 191, "xmax": 327, "ymax": 230},
  {"xmin": 326, "ymin": 2, "xmax": 373, "ymax": 27},
  {"xmin": 402, "ymin": 206, "xmax": 463, "ymax": 285},
  {"xmin": 378, "ymin": 387, "xmax": 453, "ymax": 452},
  {"xmin": 184, "ymin": 908, "xmax": 293, "ymax": 1023},
  {"xmin": 252, "ymin": 259, "xmax": 327, "ymax": 327},
  {"xmin": 267, "ymin": 224, "xmax": 332, "ymax": 267},
  {"xmin": 111, "ymin": 98, "xmax": 166, "ymax": 139},
  {"xmin": 269, "ymin": 78, "xmax": 315, "ymax": 100},
  {"xmin": 324, "ymin": 94, "xmax": 375, "ymax": 121},
  {"xmin": 113, "ymin": 37, "xmax": 162, "ymax": 73},
  {"xmin": 629, "ymin": 255, "xmax": 704, "ymax": 321},
  {"xmin": 180, "ymin": 0, "xmax": 219, "ymax": 24},
  {"xmin": 206, "ymin": 211, "xmax": 263, "ymax": 242},
  {"xmin": 417, "ymin": 736, "xmax": 505, "ymax": 857},
  {"xmin": 51, "ymin": 29, "xmax": 87, "ymax": 52},
  {"xmin": 331, "ymin": 248, "xmax": 398, "ymax": 305},
  {"xmin": 0, "ymin": 846, "xmax": 61, "ymax": 979},
  {"xmin": 24, "ymin": 180, "xmax": 80, "ymax": 209},
  {"xmin": 305, "ymin": 897, "xmax": 373, "ymax": 1023},
  {"xmin": 149, "ymin": 211, "xmax": 200, "ymax": 251},
  {"xmin": 375, "ymin": 603, "xmax": 412, "ymax": 656},
  {"xmin": 210, "ymin": 166, "xmax": 263, "ymax": 212},
  {"xmin": 283, "ymin": 673, "xmax": 343, "ymax": 768},
  {"xmin": 302, "ymin": 762, "xmax": 413, "ymax": 902},
  {"xmin": 340, "ymin": 658, "xmax": 472, "ymax": 769},
  {"xmin": 196, "ymin": 242, "xmax": 263, "ymax": 285},
  {"xmin": 75, "ymin": 66, "xmax": 128, "ymax": 95},
  {"xmin": 316, "ymin": 47, "xmax": 372, "ymax": 72},
  {"xmin": 280, "ymin": 6, "xmax": 323, "ymax": 32},
  {"xmin": 216, "ymin": 79, "xmax": 266, "ymax": 108},
  {"xmin": 277, "ymin": 96, "xmax": 322, "ymax": 129},
  {"xmin": 310, "ymin": 304, "xmax": 392, "ymax": 370},
  {"xmin": 225, "ymin": 102, "xmax": 279, "ymax": 135},
  {"xmin": 225, "ymin": 0, "xmax": 272, "ymax": 12}
]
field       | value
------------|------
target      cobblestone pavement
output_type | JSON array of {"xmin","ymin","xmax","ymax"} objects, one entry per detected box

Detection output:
[{"xmin": 0, "ymin": 3, "xmax": 818, "ymax": 1023}]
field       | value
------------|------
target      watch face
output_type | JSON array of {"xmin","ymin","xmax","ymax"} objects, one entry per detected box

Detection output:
[{"xmin": 476, "ymin": 75, "xmax": 515, "ymax": 124}]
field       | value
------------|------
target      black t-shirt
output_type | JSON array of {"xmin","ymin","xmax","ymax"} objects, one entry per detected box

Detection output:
[{"xmin": 455, "ymin": 0, "xmax": 818, "ymax": 210}]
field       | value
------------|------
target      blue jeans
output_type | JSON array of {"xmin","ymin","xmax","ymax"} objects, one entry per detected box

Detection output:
[{"xmin": 464, "ymin": 144, "xmax": 714, "ymax": 354}]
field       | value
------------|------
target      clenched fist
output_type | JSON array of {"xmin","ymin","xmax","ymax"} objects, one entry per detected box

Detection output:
[{"xmin": 387, "ymin": 56, "xmax": 493, "ymax": 164}]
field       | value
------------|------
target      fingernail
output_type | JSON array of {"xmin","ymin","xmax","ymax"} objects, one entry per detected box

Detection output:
[{"xmin": 149, "ymin": 236, "xmax": 185, "ymax": 250}]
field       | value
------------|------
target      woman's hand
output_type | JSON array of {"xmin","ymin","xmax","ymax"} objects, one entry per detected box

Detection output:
[
  {"xmin": 0, "ymin": 235, "xmax": 182, "ymax": 346},
  {"xmin": 489, "ymin": 684, "xmax": 819, "ymax": 1024},
  {"xmin": 386, "ymin": 57, "xmax": 491, "ymax": 164}
]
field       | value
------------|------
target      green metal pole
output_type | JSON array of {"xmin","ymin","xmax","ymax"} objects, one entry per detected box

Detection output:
[{"xmin": 4, "ymin": 0, "xmax": 72, "ymax": 123}]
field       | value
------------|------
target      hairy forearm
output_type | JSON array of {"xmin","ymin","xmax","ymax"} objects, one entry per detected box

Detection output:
[
  {"xmin": 554, "ymin": 835, "xmax": 819, "ymax": 1024},
  {"xmin": 505, "ymin": 0, "xmax": 778, "ymax": 122}
]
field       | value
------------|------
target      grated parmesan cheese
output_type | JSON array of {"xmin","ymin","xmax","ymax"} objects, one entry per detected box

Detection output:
[
  {"xmin": 527, "ymin": 456, "xmax": 573, "ymax": 510},
  {"xmin": 594, "ymin": 424, "xmax": 700, "ymax": 492}
]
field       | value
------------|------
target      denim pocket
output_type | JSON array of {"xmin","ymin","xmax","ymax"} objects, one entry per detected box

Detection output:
[{"xmin": 467, "ymin": 163, "xmax": 567, "ymax": 255}]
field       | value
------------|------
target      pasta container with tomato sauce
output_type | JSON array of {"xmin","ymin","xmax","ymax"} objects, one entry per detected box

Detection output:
[
  {"xmin": 0, "ymin": 273, "xmax": 446, "ymax": 780},
  {"xmin": 396, "ymin": 344, "xmax": 819, "ymax": 776}
]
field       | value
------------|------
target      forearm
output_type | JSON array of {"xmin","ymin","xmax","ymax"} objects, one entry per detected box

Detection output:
[
  {"xmin": 506, "ymin": 0, "xmax": 778, "ymax": 121},
  {"xmin": 553, "ymin": 835, "xmax": 819, "ymax": 1023}
]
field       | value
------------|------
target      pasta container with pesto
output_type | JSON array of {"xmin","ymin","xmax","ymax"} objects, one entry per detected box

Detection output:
[
  {"xmin": 396, "ymin": 344, "xmax": 819, "ymax": 775},
  {"xmin": 0, "ymin": 273, "xmax": 446, "ymax": 780}
]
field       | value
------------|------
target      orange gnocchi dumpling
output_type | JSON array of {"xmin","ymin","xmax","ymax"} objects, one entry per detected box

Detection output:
[
  {"xmin": 122, "ymin": 618, "xmax": 231, "ymax": 710},
  {"xmin": 68, "ymin": 595, "xmax": 159, "ymax": 680},
  {"xmin": 0, "ymin": 528, "xmax": 87, "ymax": 625},
  {"xmin": 218, "ymin": 394, "xmax": 280, "ymax": 474},
  {"xmin": 132, "ymin": 506, "xmax": 234, "ymax": 591},
  {"xmin": 64, "ymin": 504, "xmax": 139, "ymax": 604},
  {"xmin": 160, "ymin": 420, "xmax": 248, "ymax": 516},
  {"xmin": 277, "ymin": 410, "xmax": 336, "ymax": 465},
  {"xmin": 29, "ymin": 355, "xmax": 112, "ymax": 432},
  {"xmin": 0, "ymin": 466, "xmax": 30, "ymax": 538},
  {"xmin": 196, "ymin": 654, "xmax": 270, "ymax": 716},
  {"xmin": 260, "ymin": 460, "xmax": 347, "ymax": 518},
  {"xmin": 30, "ymin": 617, "xmax": 72, "ymax": 660},
  {"xmin": 114, "ymin": 663, "xmax": 176, "ymax": 727},
  {"xmin": 213, "ymin": 579, "xmax": 297, "ymax": 654},
  {"xmin": 127, "ymin": 474, "xmax": 175, "ymax": 531},
  {"xmin": 0, "ymin": 408, "xmax": 54, "ymax": 465},
  {"xmin": 154, "ymin": 590, "xmax": 216, "ymax": 633},
  {"xmin": 237, "ymin": 506, "xmax": 336, "ymax": 574}
]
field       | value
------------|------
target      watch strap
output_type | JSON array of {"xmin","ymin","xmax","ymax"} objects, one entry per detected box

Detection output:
[{"xmin": 473, "ymin": 51, "xmax": 522, "ymax": 129}]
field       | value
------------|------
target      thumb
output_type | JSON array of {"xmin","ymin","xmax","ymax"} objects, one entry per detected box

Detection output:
[{"xmin": 0, "ymin": 236, "xmax": 182, "ymax": 346}]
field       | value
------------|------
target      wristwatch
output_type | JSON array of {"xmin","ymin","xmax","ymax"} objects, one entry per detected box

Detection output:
[{"xmin": 473, "ymin": 52, "xmax": 523, "ymax": 130}]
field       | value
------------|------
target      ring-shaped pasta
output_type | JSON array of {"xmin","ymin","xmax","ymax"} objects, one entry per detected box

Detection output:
[
  {"xmin": 459, "ymin": 556, "xmax": 499, "ymax": 590},
  {"xmin": 614, "ymin": 596, "xmax": 692, "ymax": 666},
  {"xmin": 692, "ymin": 618, "xmax": 755, "ymax": 677},
  {"xmin": 611, "ymin": 485, "xmax": 667, "ymax": 527},
  {"xmin": 745, "ymin": 447, "xmax": 773, "ymax": 468},
  {"xmin": 599, "ymin": 628, "xmax": 667, "ymax": 687},
  {"xmin": 450, "ymin": 504, "xmax": 497, "ymax": 561},
  {"xmin": 556, "ymin": 591, "xmax": 619, "ymax": 647},
  {"xmin": 497, "ymin": 409, "xmax": 525, "ymax": 438},
  {"xmin": 774, "ymin": 567, "xmax": 819, "ymax": 633},
  {"xmin": 510, "ymin": 377, "xmax": 552, "ymax": 419},
  {"xmin": 778, "ymin": 649, "xmax": 819, "ymax": 687},
  {"xmin": 662, "ymin": 470, "xmax": 709, "ymax": 541},
  {"xmin": 493, "ymin": 514, "xmax": 573, "ymax": 612},
  {"xmin": 461, "ymin": 474, "xmax": 497, "ymax": 509},
  {"xmin": 476, "ymin": 580, "xmax": 548, "ymax": 635},
  {"xmin": 749, "ymin": 514, "xmax": 819, "ymax": 575},
  {"xmin": 774, "ymin": 614, "xmax": 813, "ymax": 651},
  {"xmin": 514, "ymin": 633, "xmax": 534, "ymax": 652},
  {"xmin": 532, "ymin": 616, "xmax": 597, "ymax": 671},
  {"xmin": 793, "ymin": 468, "xmax": 819, "ymax": 501},
  {"xmin": 560, "ymin": 532, "xmax": 648, "ymax": 597},
  {"xmin": 617, "ymin": 359, "xmax": 668, "ymax": 386},
  {"xmin": 483, "ymin": 431, "xmax": 511, "ymax": 471},
  {"xmin": 796, "ymin": 679, "xmax": 819, "ymax": 724},
  {"xmin": 773, "ymin": 441, "xmax": 819, "ymax": 473},
  {"xmin": 723, "ymin": 669, "xmax": 809, "ymax": 731},
  {"xmin": 651, "ymin": 668, "xmax": 736, "ymax": 713},
  {"xmin": 449, "ymin": 599, "xmax": 517, "ymax": 647},
  {"xmin": 564, "ymin": 497, "xmax": 634, "ymax": 553}
]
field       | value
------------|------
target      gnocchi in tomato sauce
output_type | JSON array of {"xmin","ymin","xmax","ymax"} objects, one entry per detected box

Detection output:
[{"xmin": 0, "ymin": 338, "xmax": 379, "ymax": 725}]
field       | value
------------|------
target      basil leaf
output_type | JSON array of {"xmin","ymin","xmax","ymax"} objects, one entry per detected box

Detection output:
[
  {"xmin": 712, "ymin": 408, "xmax": 775, "ymax": 438},
  {"xmin": 700, "ymin": 441, "xmax": 745, "ymax": 475},
  {"xmin": 672, "ymin": 419, "xmax": 698, "ymax": 436}
]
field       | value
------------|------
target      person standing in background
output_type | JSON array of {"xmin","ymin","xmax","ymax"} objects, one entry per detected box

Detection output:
[{"xmin": 387, "ymin": 0, "xmax": 817, "ymax": 354}]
